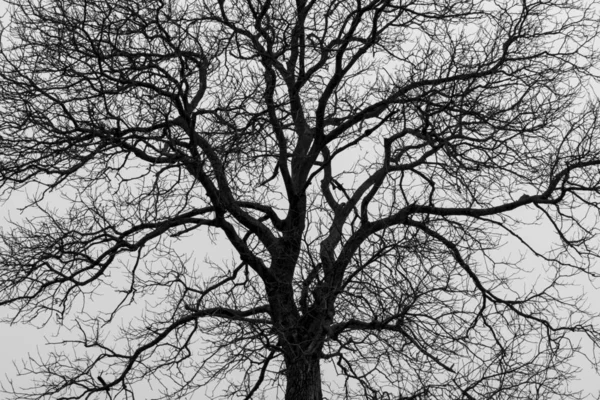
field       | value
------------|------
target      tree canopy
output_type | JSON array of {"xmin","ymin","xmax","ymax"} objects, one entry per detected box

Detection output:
[{"xmin": 2, "ymin": 0, "xmax": 600, "ymax": 399}]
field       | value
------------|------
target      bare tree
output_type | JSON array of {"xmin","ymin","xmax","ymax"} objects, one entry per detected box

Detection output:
[{"xmin": 1, "ymin": 0, "xmax": 600, "ymax": 399}]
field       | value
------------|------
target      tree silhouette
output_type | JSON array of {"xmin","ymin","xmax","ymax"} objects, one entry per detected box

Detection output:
[{"xmin": 1, "ymin": 0, "xmax": 600, "ymax": 399}]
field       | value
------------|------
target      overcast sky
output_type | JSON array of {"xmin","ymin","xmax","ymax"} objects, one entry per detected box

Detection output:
[{"xmin": 1, "ymin": 0, "xmax": 600, "ymax": 398}]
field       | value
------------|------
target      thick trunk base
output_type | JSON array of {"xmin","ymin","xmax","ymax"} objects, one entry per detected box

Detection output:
[{"xmin": 285, "ymin": 356, "xmax": 323, "ymax": 400}]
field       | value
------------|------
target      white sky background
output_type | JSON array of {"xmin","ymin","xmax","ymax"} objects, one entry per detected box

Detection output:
[{"xmin": 1, "ymin": 1, "xmax": 600, "ymax": 399}]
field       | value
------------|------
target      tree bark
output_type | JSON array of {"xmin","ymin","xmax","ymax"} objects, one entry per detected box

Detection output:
[{"xmin": 285, "ymin": 355, "xmax": 323, "ymax": 400}]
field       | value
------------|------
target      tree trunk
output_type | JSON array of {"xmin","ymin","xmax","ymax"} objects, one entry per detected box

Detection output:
[{"xmin": 285, "ymin": 355, "xmax": 323, "ymax": 400}]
